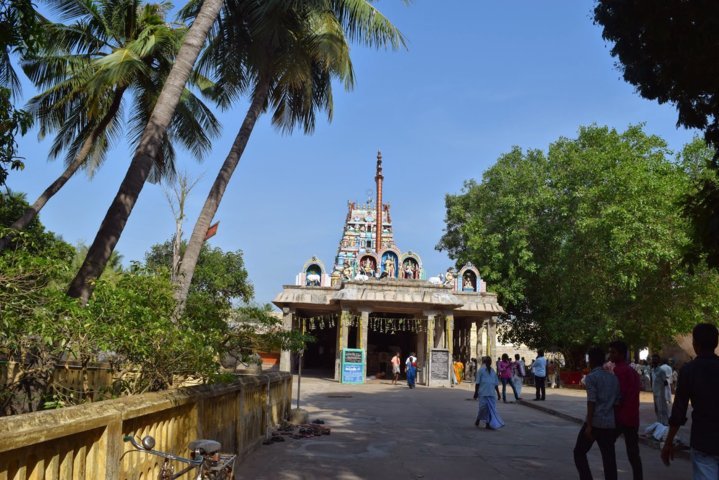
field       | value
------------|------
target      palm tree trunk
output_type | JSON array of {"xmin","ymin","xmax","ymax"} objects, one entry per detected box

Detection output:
[
  {"xmin": 67, "ymin": 0, "xmax": 224, "ymax": 303},
  {"xmin": 0, "ymin": 87, "xmax": 127, "ymax": 252},
  {"xmin": 171, "ymin": 219, "xmax": 182, "ymax": 284},
  {"xmin": 173, "ymin": 80, "xmax": 271, "ymax": 316}
]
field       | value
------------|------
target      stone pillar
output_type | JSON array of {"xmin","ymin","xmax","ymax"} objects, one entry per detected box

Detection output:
[
  {"xmin": 359, "ymin": 310, "xmax": 370, "ymax": 379},
  {"xmin": 280, "ymin": 307, "xmax": 294, "ymax": 372},
  {"xmin": 470, "ymin": 320, "xmax": 479, "ymax": 361},
  {"xmin": 487, "ymin": 317, "xmax": 497, "ymax": 362},
  {"xmin": 424, "ymin": 313, "xmax": 435, "ymax": 385},
  {"xmin": 334, "ymin": 310, "xmax": 351, "ymax": 381},
  {"xmin": 434, "ymin": 315, "xmax": 444, "ymax": 348},
  {"xmin": 445, "ymin": 314, "xmax": 454, "ymax": 359},
  {"xmin": 417, "ymin": 329, "xmax": 426, "ymax": 383}
]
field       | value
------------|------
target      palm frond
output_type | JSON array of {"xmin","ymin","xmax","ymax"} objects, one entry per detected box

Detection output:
[
  {"xmin": 168, "ymin": 88, "xmax": 221, "ymax": 159},
  {"xmin": 0, "ymin": 50, "xmax": 22, "ymax": 95},
  {"xmin": 330, "ymin": 0, "xmax": 406, "ymax": 50},
  {"xmin": 42, "ymin": 19, "xmax": 112, "ymax": 54},
  {"xmin": 49, "ymin": 0, "xmax": 111, "ymax": 33}
]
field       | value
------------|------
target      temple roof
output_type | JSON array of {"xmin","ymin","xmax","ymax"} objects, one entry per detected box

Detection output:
[{"xmin": 273, "ymin": 279, "xmax": 503, "ymax": 316}]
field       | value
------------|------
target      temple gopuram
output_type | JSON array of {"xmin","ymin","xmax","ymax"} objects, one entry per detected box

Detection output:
[{"xmin": 273, "ymin": 152, "xmax": 505, "ymax": 386}]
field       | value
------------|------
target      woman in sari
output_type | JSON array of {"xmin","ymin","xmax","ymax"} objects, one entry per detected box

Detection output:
[
  {"xmin": 473, "ymin": 356, "xmax": 505, "ymax": 430},
  {"xmin": 405, "ymin": 352, "xmax": 417, "ymax": 389},
  {"xmin": 453, "ymin": 359, "xmax": 464, "ymax": 385}
]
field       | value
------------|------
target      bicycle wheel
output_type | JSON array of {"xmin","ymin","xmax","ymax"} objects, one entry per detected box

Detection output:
[
  {"xmin": 159, "ymin": 458, "xmax": 174, "ymax": 480},
  {"xmin": 198, "ymin": 469, "xmax": 230, "ymax": 480},
  {"xmin": 200, "ymin": 455, "xmax": 234, "ymax": 480}
]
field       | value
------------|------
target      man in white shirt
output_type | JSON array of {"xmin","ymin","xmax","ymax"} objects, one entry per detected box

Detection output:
[
  {"xmin": 532, "ymin": 350, "xmax": 548, "ymax": 401},
  {"xmin": 651, "ymin": 354, "xmax": 671, "ymax": 425}
]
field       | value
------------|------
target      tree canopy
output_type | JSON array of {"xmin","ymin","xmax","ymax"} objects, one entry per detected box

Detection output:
[
  {"xmin": 594, "ymin": 1, "xmax": 719, "ymax": 270},
  {"xmin": 145, "ymin": 239, "xmax": 254, "ymax": 308},
  {"xmin": 438, "ymin": 125, "xmax": 719, "ymax": 363},
  {"xmin": 0, "ymin": 88, "xmax": 32, "ymax": 187},
  {"xmin": 0, "ymin": 196, "xmax": 299, "ymax": 415},
  {"xmin": 0, "ymin": 0, "xmax": 38, "ymax": 187}
]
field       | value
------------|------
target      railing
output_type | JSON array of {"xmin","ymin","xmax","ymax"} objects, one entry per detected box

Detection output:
[{"xmin": 0, "ymin": 372, "xmax": 291, "ymax": 479}]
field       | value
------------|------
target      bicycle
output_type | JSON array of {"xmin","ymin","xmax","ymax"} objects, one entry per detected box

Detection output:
[{"xmin": 123, "ymin": 433, "xmax": 236, "ymax": 479}]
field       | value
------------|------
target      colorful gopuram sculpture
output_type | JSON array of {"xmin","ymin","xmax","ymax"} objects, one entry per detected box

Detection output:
[{"xmin": 325, "ymin": 151, "xmax": 426, "ymax": 283}]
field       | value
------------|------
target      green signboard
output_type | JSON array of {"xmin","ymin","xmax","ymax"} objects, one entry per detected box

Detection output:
[{"xmin": 341, "ymin": 348, "xmax": 365, "ymax": 384}]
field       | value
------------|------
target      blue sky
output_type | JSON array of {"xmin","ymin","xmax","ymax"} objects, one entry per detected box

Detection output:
[{"xmin": 9, "ymin": 0, "xmax": 698, "ymax": 305}]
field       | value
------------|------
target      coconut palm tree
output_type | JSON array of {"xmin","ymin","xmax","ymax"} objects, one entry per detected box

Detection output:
[
  {"xmin": 172, "ymin": 0, "xmax": 405, "ymax": 314},
  {"xmin": 0, "ymin": 0, "xmax": 40, "ymax": 95},
  {"xmin": 68, "ymin": 0, "xmax": 405, "ymax": 303},
  {"xmin": 67, "ymin": 0, "xmax": 224, "ymax": 302},
  {"xmin": 0, "ymin": 0, "xmax": 220, "ymax": 251}
]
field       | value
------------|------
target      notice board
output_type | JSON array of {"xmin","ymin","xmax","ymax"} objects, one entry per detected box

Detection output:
[
  {"xmin": 429, "ymin": 349, "xmax": 451, "ymax": 385},
  {"xmin": 341, "ymin": 348, "xmax": 365, "ymax": 384}
]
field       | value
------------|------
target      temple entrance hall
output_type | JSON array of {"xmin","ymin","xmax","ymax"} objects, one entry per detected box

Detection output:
[
  {"xmin": 299, "ymin": 318, "xmax": 337, "ymax": 373},
  {"xmin": 365, "ymin": 314, "xmax": 418, "ymax": 379}
]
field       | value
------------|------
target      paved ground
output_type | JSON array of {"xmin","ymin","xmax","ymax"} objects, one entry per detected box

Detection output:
[
  {"xmin": 517, "ymin": 385, "xmax": 691, "ymax": 447},
  {"xmin": 236, "ymin": 377, "xmax": 691, "ymax": 480}
]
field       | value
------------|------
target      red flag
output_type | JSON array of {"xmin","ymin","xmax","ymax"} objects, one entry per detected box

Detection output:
[{"xmin": 204, "ymin": 221, "xmax": 219, "ymax": 241}]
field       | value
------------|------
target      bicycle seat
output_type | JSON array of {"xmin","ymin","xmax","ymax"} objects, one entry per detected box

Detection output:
[{"xmin": 188, "ymin": 439, "xmax": 221, "ymax": 455}]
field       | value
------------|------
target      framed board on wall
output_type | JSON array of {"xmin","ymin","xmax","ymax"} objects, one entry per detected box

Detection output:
[
  {"xmin": 341, "ymin": 348, "xmax": 365, "ymax": 384},
  {"xmin": 429, "ymin": 348, "xmax": 451, "ymax": 387}
]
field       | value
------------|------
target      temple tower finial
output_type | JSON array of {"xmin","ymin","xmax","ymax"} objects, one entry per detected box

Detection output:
[{"xmin": 375, "ymin": 151, "xmax": 384, "ymax": 251}]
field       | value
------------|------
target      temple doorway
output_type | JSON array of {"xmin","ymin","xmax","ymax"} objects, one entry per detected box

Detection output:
[
  {"xmin": 366, "ymin": 314, "xmax": 419, "ymax": 379},
  {"xmin": 301, "ymin": 321, "xmax": 337, "ymax": 374}
]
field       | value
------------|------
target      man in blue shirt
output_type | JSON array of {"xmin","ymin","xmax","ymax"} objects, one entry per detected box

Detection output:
[
  {"xmin": 574, "ymin": 346, "xmax": 621, "ymax": 480},
  {"xmin": 532, "ymin": 349, "xmax": 548, "ymax": 401}
]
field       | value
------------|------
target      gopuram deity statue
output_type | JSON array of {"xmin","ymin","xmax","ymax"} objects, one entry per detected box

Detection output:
[
  {"xmin": 362, "ymin": 258, "xmax": 375, "ymax": 276},
  {"xmin": 341, "ymin": 260, "xmax": 353, "ymax": 280},
  {"xmin": 403, "ymin": 262, "xmax": 414, "ymax": 279},
  {"xmin": 384, "ymin": 256, "xmax": 396, "ymax": 278},
  {"xmin": 444, "ymin": 268, "xmax": 456, "ymax": 287}
]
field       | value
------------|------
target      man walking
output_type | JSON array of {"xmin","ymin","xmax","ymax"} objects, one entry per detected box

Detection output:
[
  {"xmin": 574, "ymin": 346, "xmax": 620, "ymax": 480},
  {"xmin": 498, "ymin": 353, "xmax": 520, "ymax": 402},
  {"xmin": 390, "ymin": 352, "xmax": 401, "ymax": 385},
  {"xmin": 548, "ymin": 360, "xmax": 558, "ymax": 388},
  {"xmin": 609, "ymin": 340, "xmax": 643, "ymax": 480},
  {"xmin": 532, "ymin": 350, "xmax": 547, "ymax": 401},
  {"xmin": 651, "ymin": 353, "xmax": 671, "ymax": 425},
  {"xmin": 662, "ymin": 323, "xmax": 719, "ymax": 479}
]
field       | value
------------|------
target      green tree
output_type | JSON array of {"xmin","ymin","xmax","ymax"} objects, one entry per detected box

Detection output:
[
  {"xmin": 0, "ymin": 0, "xmax": 39, "ymax": 187},
  {"xmin": 0, "ymin": 0, "xmax": 220, "ymax": 250},
  {"xmin": 0, "ymin": 88, "xmax": 32, "ymax": 187},
  {"xmin": 68, "ymin": 0, "xmax": 406, "ymax": 304},
  {"xmin": 1, "ymin": 192, "xmax": 79, "ymax": 413},
  {"xmin": 0, "ymin": 0, "xmax": 41, "ymax": 93},
  {"xmin": 0, "ymin": 191, "xmax": 74, "ymax": 258},
  {"xmin": 593, "ymin": 1, "xmax": 719, "ymax": 270},
  {"xmin": 145, "ymin": 239, "xmax": 253, "ymax": 305},
  {"xmin": 438, "ymin": 126, "xmax": 719, "ymax": 364}
]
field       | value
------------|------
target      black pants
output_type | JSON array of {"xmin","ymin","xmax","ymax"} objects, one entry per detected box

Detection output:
[
  {"xmin": 615, "ymin": 425, "xmax": 643, "ymax": 480},
  {"xmin": 574, "ymin": 423, "xmax": 617, "ymax": 480},
  {"xmin": 535, "ymin": 375, "xmax": 546, "ymax": 400}
]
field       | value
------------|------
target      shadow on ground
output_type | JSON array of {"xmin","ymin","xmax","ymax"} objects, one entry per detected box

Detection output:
[{"xmin": 236, "ymin": 377, "xmax": 690, "ymax": 480}]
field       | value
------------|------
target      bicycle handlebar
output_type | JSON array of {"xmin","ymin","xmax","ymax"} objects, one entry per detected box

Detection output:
[{"xmin": 123, "ymin": 434, "xmax": 203, "ymax": 467}]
